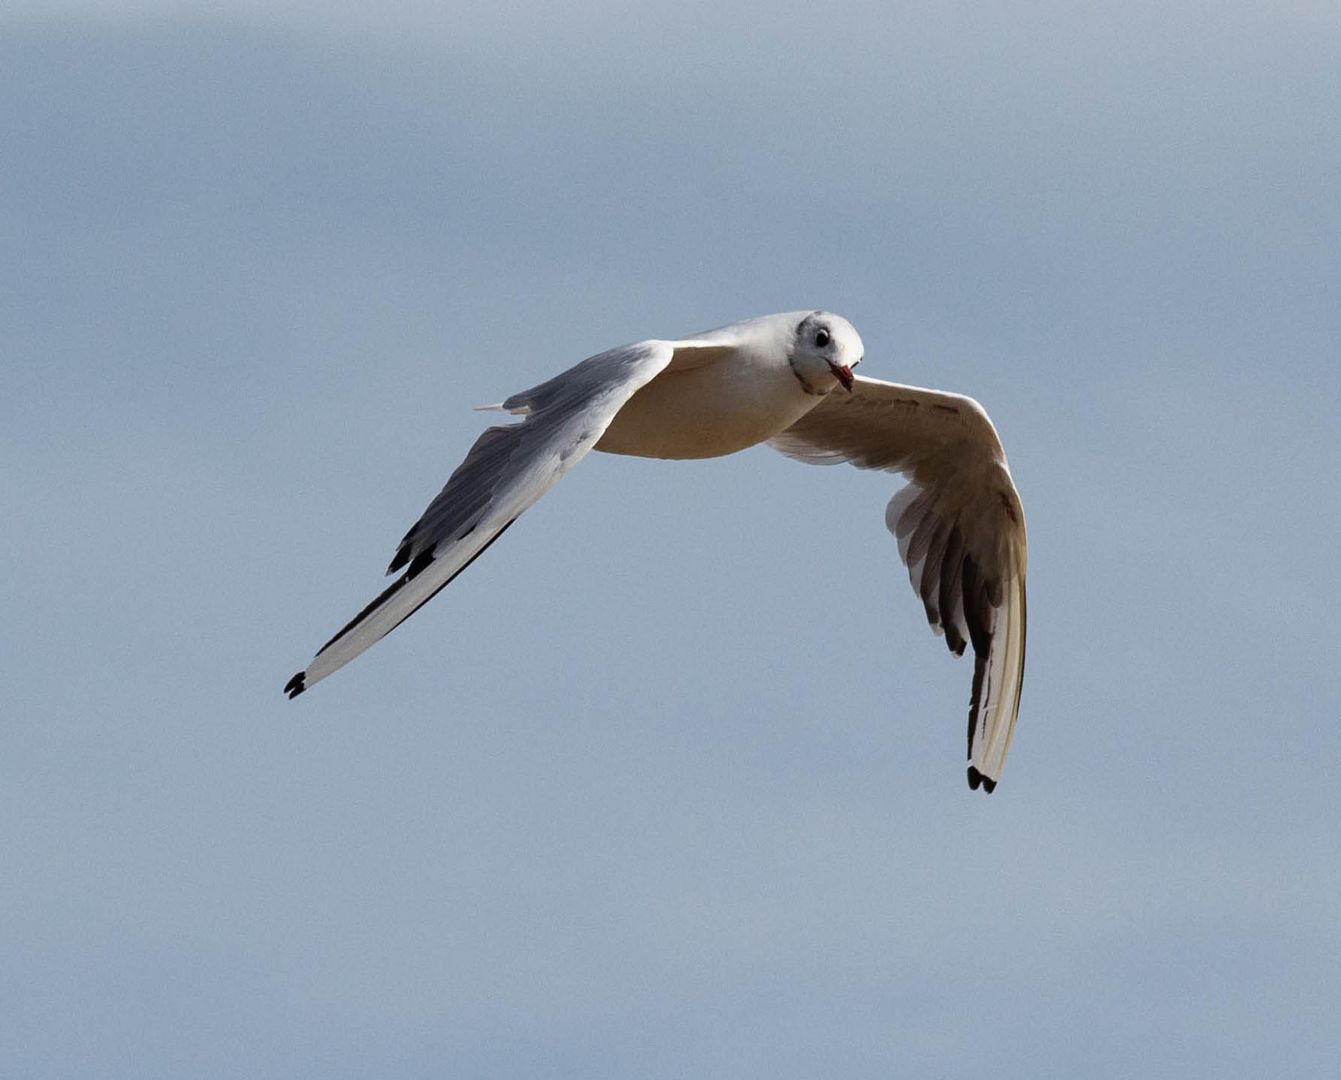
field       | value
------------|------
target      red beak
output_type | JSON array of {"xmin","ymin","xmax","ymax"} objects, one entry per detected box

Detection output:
[{"xmin": 829, "ymin": 362, "xmax": 855, "ymax": 391}]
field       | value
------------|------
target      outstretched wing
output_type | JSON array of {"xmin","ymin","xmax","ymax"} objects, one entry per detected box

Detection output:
[
  {"xmin": 285, "ymin": 339, "xmax": 684, "ymax": 697},
  {"xmin": 769, "ymin": 375, "xmax": 1028, "ymax": 792}
]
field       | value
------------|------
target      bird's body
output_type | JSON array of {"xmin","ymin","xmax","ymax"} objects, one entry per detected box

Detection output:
[
  {"xmin": 595, "ymin": 352, "xmax": 808, "ymax": 459},
  {"xmin": 285, "ymin": 311, "xmax": 1028, "ymax": 792},
  {"xmin": 596, "ymin": 312, "xmax": 829, "ymax": 459}
]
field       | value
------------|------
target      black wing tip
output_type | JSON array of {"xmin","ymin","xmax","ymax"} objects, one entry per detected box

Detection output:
[
  {"xmin": 967, "ymin": 766, "xmax": 997, "ymax": 793},
  {"xmin": 387, "ymin": 545, "xmax": 411, "ymax": 575},
  {"xmin": 388, "ymin": 543, "xmax": 436, "ymax": 578},
  {"xmin": 284, "ymin": 671, "xmax": 307, "ymax": 699}
]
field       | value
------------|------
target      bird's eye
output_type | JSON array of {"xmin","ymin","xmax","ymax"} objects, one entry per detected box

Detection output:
[{"xmin": 815, "ymin": 329, "xmax": 830, "ymax": 348}]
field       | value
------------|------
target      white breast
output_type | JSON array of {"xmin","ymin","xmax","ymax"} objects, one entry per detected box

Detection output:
[{"xmin": 595, "ymin": 350, "xmax": 827, "ymax": 460}]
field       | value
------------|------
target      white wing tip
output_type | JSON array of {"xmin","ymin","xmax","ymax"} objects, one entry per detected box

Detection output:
[{"xmin": 476, "ymin": 402, "xmax": 532, "ymax": 416}]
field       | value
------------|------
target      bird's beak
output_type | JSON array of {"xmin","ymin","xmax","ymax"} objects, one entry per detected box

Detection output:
[{"xmin": 829, "ymin": 362, "xmax": 855, "ymax": 391}]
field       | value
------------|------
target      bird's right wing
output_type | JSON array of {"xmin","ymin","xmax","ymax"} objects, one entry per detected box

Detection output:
[
  {"xmin": 285, "ymin": 337, "xmax": 714, "ymax": 697},
  {"xmin": 769, "ymin": 375, "xmax": 1027, "ymax": 791}
]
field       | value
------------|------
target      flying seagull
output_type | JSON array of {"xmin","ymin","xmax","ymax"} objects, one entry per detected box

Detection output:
[{"xmin": 284, "ymin": 311, "xmax": 1027, "ymax": 792}]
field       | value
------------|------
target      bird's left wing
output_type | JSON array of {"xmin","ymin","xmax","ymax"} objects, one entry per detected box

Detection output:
[
  {"xmin": 285, "ymin": 337, "xmax": 710, "ymax": 697},
  {"xmin": 769, "ymin": 375, "xmax": 1028, "ymax": 792}
]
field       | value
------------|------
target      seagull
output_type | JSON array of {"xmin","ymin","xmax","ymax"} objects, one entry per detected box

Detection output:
[{"xmin": 284, "ymin": 311, "xmax": 1027, "ymax": 792}]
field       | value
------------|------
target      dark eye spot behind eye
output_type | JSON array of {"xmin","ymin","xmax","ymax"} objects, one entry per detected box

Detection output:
[{"xmin": 815, "ymin": 329, "xmax": 830, "ymax": 347}]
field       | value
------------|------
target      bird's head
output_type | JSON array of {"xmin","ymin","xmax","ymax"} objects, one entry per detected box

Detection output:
[{"xmin": 792, "ymin": 311, "xmax": 863, "ymax": 392}]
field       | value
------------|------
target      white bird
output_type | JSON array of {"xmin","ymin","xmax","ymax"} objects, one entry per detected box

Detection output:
[{"xmin": 284, "ymin": 311, "xmax": 1027, "ymax": 792}]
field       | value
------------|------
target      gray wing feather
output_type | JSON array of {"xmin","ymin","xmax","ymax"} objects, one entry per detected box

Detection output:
[
  {"xmin": 770, "ymin": 375, "xmax": 1028, "ymax": 792},
  {"xmin": 285, "ymin": 340, "xmax": 676, "ymax": 696}
]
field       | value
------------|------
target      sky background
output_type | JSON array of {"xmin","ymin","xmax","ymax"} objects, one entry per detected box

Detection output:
[{"xmin": 3, "ymin": 1, "xmax": 1339, "ymax": 1076}]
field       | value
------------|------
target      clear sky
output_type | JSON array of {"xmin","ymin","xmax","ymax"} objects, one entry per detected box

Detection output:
[{"xmin": 4, "ymin": 2, "xmax": 1339, "ymax": 1077}]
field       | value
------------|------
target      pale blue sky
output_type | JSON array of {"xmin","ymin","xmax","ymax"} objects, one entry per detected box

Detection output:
[{"xmin": 3, "ymin": 3, "xmax": 1339, "ymax": 1077}]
